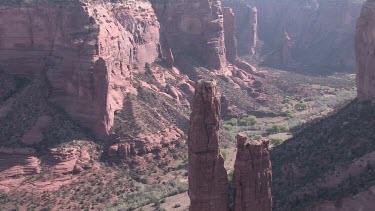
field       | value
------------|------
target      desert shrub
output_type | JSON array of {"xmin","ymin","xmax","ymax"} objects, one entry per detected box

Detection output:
[
  {"xmin": 107, "ymin": 181, "xmax": 188, "ymax": 210},
  {"xmin": 221, "ymin": 149, "xmax": 228, "ymax": 161},
  {"xmin": 223, "ymin": 124, "xmax": 233, "ymax": 131},
  {"xmin": 295, "ymin": 103, "xmax": 308, "ymax": 111},
  {"xmin": 239, "ymin": 115, "xmax": 257, "ymax": 126},
  {"xmin": 253, "ymin": 135, "xmax": 262, "ymax": 140},
  {"xmin": 270, "ymin": 138, "xmax": 284, "ymax": 146},
  {"xmin": 282, "ymin": 97, "xmax": 292, "ymax": 104},
  {"xmin": 227, "ymin": 118, "xmax": 238, "ymax": 126},
  {"xmin": 267, "ymin": 125, "xmax": 289, "ymax": 134},
  {"xmin": 284, "ymin": 110, "xmax": 294, "ymax": 118}
]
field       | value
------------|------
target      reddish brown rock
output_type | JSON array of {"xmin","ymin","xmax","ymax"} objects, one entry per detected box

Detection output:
[
  {"xmin": 223, "ymin": 6, "xmax": 257, "ymax": 73},
  {"xmin": 166, "ymin": 48, "xmax": 175, "ymax": 68},
  {"xmin": 246, "ymin": 6, "xmax": 258, "ymax": 56},
  {"xmin": 0, "ymin": 148, "xmax": 41, "ymax": 179},
  {"xmin": 233, "ymin": 133, "xmax": 272, "ymax": 211},
  {"xmin": 188, "ymin": 80, "xmax": 229, "ymax": 211},
  {"xmin": 21, "ymin": 115, "xmax": 52, "ymax": 145},
  {"xmin": 282, "ymin": 32, "xmax": 292, "ymax": 66},
  {"xmin": 223, "ymin": 7, "xmax": 238, "ymax": 62},
  {"xmin": 0, "ymin": 1, "xmax": 160, "ymax": 137},
  {"xmin": 356, "ymin": 0, "xmax": 375, "ymax": 102},
  {"xmin": 154, "ymin": 0, "xmax": 227, "ymax": 70}
]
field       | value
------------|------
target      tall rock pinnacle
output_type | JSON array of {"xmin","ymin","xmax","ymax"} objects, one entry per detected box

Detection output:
[
  {"xmin": 233, "ymin": 133, "xmax": 272, "ymax": 211},
  {"xmin": 356, "ymin": 0, "xmax": 375, "ymax": 102},
  {"xmin": 188, "ymin": 80, "xmax": 229, "ymax": 211}
]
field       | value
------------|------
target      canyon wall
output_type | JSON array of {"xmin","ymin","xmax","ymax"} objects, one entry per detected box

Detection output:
[
  {"xmin": 356, "ymin": 0, "xmax": 375, "ymax": 102},
  {"xmin": 153, "ymin": 0, "xmax": 227, "ymax": 71},
  {"xmin": 0, "ymin": 0, "xmax": 160, "ymax": 137},
  {"xmin": 224, "ymin": 0, "xmax": 364, "ymax": 73},
  {"xmin": 188, "ymin": 80, "xmax": 229, "ymax": 211}
]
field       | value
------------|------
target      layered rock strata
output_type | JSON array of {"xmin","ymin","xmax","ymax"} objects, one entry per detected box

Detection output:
[
  {"xmin": 356, "ymin": 0, "xmax": 375, "ymax": 102},
  {"xmin": 188, "ymin": 80, "xmax": 229, "ymax": 211},
  {"xmin": 153, "ymin": 0, "xmax": 227, "ymax": 70},
  {"xmin": 233, "ymin": 133, "xmax": 272, "ymax": 211},
  {"xmin": 0, "ymin": 0, "xmax": 160, "ymax": 137}
]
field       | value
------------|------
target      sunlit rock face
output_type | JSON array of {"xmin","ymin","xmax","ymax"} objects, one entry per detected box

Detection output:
[
  {"xmin": 233, "ymin": 133, "xmax": 272, "ymax": 211},
  {"xmin": 356, "ymin": 0, "xmax": 375, "ymax": 103},
  {"xmin": 188, "ymin": 80, "xmax": 229, "ymax": 211},
  {"xmin": 0, "ymin": 1, "xmax": 160, "ymax": 137}
]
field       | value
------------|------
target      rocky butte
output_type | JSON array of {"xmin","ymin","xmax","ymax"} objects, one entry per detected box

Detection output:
[
  {"xmin": 188, "ymin": 80, "xmax": 272, "ymax": 211},
  {"xmin": 356, "ymin": 0, "xmax": 375, "ymax": 102},
  {"xmin": 233, "ymin": 133, "xmax": 272, "ymax": 211},
  {"xmin": 188, "ymin": 80, "xmax": 229, "ymax": 211}
]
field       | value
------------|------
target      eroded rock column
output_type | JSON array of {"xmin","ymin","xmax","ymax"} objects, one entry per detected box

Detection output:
[
  {"xmin": 233, "ymin": 133, "xmax": 272, "ymax": 211},
  {"xmin": 188, "ymin": 80, "xmax": 229, "ymax": 211},
  {"xmin": 356, "ymin": 0, "xmax": 375, "ymax": 102}
]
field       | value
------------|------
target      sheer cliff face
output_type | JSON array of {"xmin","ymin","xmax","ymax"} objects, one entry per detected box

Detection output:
[
  {"xmin": 0, "ymin": 1, "xmax": 160, "ymax": 136},
  {"xmin": 188, "ymin": 80, "xmax": 229, "ymax": 211},
  {"xmin": 154, "ymin": 0, "xmax": 227, "ymax": 71},
  {"xmin": 238, "ymin": 0, "xmax": 364, "ymax": 72},
  {"xmin": 356, "ymin": 0, "xmax": 375, "ymax": 102},
  {"xmin": 233, "ymin": 133, "xmax": 272, "ymax": 211}
]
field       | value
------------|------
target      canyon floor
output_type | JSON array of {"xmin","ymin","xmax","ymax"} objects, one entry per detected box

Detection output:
[{"xmin": 120, "ymin": 67, "xmax": 357, "ymax": 211}]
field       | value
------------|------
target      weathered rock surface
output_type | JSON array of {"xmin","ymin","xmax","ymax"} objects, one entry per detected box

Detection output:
[
  {"xmin": 188, "ymin": 80, "xmax": 229, "ymax": 211},
  {"xmin": 226, "ymin": 0, "xmax": 364, "ymax": 72},
  {"xmin": 21, "ymin": 115, "xmax": 52, "ymax": 145},
  {"xmin": 233, "ymin": 133, "xmax": 272, "ymax": 211},
  {"xmin": 0, "ymin": 148, "xmax": 41, "ymax": 179},
  {"xmin": 154, "ymin": 0, "xmax": 227, "ymax": 71},
  {"xmin": 223, "ymin": 7, "xmax": 256, "ymax": 73},
  {"xmin": 282, "ymin": 32, "xmax": 292, "ymax": 66},
  {"xmin": 0, "ymin": 0, "xmax": 160, "ymax": 137},
  {"xmin": 356, "ymin": 0, "xmax": 375, "ymax": 102}
]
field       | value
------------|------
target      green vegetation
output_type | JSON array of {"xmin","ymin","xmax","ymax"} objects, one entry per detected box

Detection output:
[
  {"xmin": 266, "ymin": 125, "xmax": 290, "ymax": 134},
  {"xmin": 253, "ymin": 135, "xmax": 262, "ymax": 140},
  {"xmin": 239, "ymin": 115, "xmax": 257, "ymax": 126},
  {"xmin": 107, "ymin": 181, "xmax": 188, "ymax": 210},
  {"xmin": 295, "ymin": 103, "xmax": 309, "ymax": 111},
  {"xmin": 282, "ymin": 97, "xmax": 292, "ymax": 104},
  {"xmin": 270, "ymin": 138, "xmax": 284, "ymax": 146},
  {"xmin": 284, "ymin": 110, "xmax": 294, "ymax": 118},
  {"xmin": 221, "ymin": 149, "xmax": 229, "ymax": 161},
  {"xmin": 227, "ymin": 118, "xmax": 238, "ymax": 126}
]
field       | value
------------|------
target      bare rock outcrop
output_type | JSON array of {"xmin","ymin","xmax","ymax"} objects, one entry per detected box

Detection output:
[
  {"xmin": 154, "ymin": 0, "xmax": 227, "ymax": 71},
  {"xmin": 0, "ymin": 1, "xmax": 160, "ymax": 137},
  {"xmin": 223, "ymin": 7, "xmax": 256, "ymax": 73},
  {"xmin": 188, "ymin": 80, "xmax": 229, "ymax": 211},
  {"xmin": 0, "ymin": 148, "xmax": 41, "ymax": 179},
  {"xmin": 356, "ymin": 0, "xmax": 375, "ymax": 102},
  {"xmin": 244, "ymin": 0, "xmax": 363, "ymax": 72},
  {"xmin": 282, "ymin": 32, "xmax": 292, "ymax": 66},
  {"xmin": 233, "ymin": 133, "xmax": 272, "ymax": 211}
]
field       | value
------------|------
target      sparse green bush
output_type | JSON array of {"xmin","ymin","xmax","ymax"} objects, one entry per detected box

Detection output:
[
  {"xmin": 227, "ymin": 118, "xmax": 238, "ymax": 126},
  {"xmin": 221, "ymin": 149, "xmax": 228, "ymax": 161},
  {"xmin": 239, "ymin": 115, "xmax": 257, "ymax": 126},
  {"xmin": 270, "ymin": 138, "xmax": 284, "ymax": 146},
  {"xmin": 223, "ymin": 124, "xmax": 233, "ymax": 131},
  {"xmin": 253, "ymin": 135, "xmax": 262, "ymax": 140},
  {"xmin": 284, "ymin": 110, "xmax": 294, "ymax": 118},
  {"xmin": 295, "ymin": 103, "xmax": 308, "ymax": 111},
  {"xmin": 282, "ymin": 97, "xmax": 292, "ymax": 104},
  {"xmin": 267, "ymin": 125, "xmax": 289, "ymax": 134}
]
